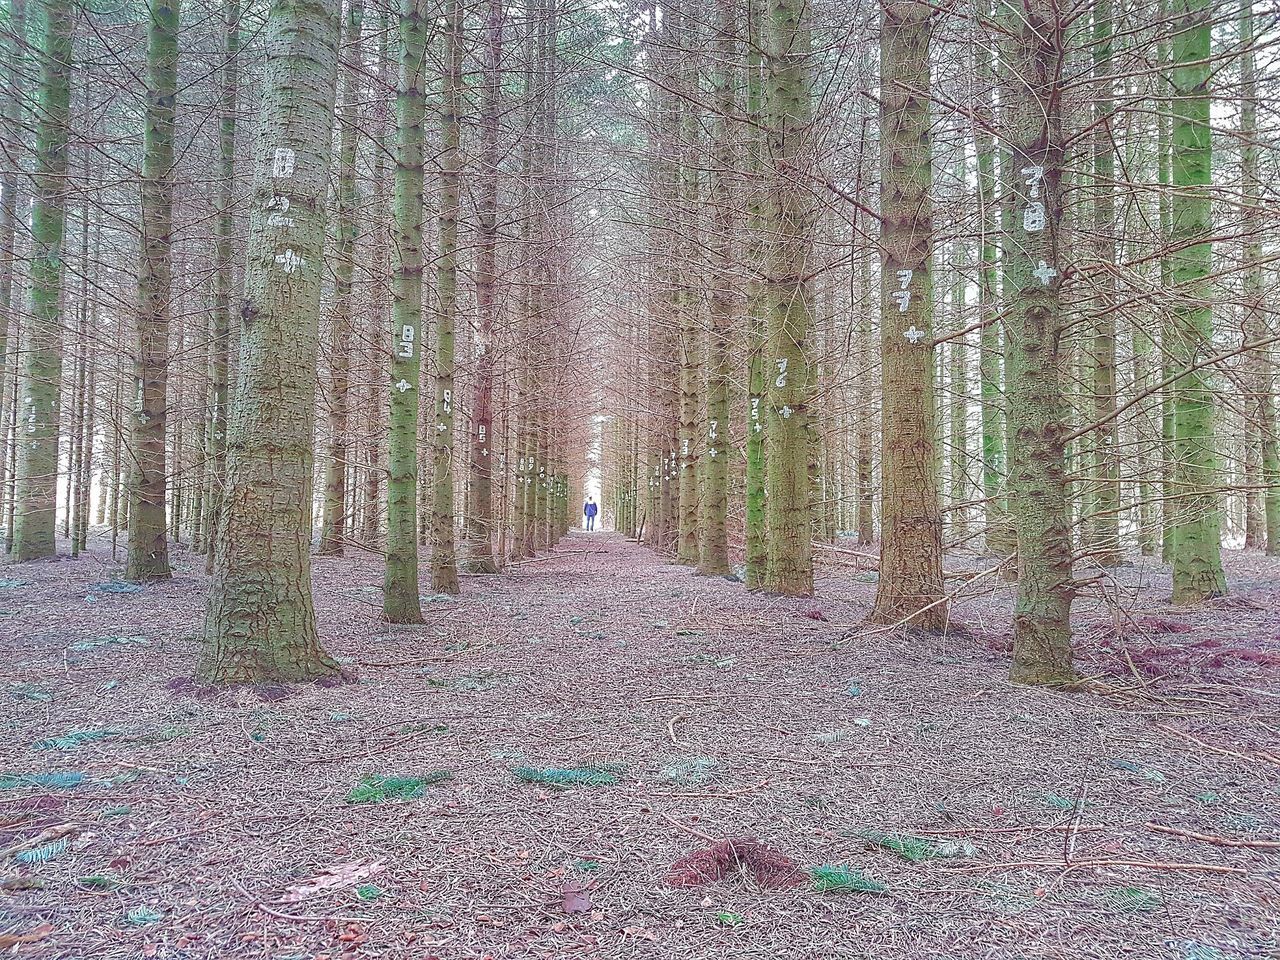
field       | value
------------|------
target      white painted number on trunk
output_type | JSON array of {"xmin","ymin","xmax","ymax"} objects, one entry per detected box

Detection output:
[
  {"xmin": 1022, "ymin": 165, "xmax": 1045, "ymax": 197},
  {"xmin": 275, "ymin": 249, "xmax": 303, "ymax": 274},
  {"xmin": 1022, "ymin": 165, "xmax": 1046, "ymax": 233},
  {"xmin": 272, "ymin": 148, "xmax": 296, "ymax": 178},
  {"xmin": 893, "ymin": 269, "xmax": 913, "ymax": 313},
  {"xmin": 775, "ymin": 358, "xmax": 788, "ymax": 388},
  {"xmin": 397, "ymin": 324, "xmax": 415, "ymax": 358}
]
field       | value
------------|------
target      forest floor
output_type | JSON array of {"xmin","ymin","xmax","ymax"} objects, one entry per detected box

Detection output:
[{"xmin": 1, "ymin": 532, "xmax": 1278, "ymax": 960}]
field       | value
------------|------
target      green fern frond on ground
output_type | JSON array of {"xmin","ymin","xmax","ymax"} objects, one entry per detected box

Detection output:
[
  {"xmin": 511, "ymin": 766, "xmax": 618, "ymax": 787},
  {"xmin": 346, "ymin": 772, "xmax": 452, "ymax": 804},
  {"xmin": 15, "ymin": 838, "xmax": 69, "ymax": 865},
  {"xmin": 811, "ymin": 865, "xmax": 887, "ymax": 894}
]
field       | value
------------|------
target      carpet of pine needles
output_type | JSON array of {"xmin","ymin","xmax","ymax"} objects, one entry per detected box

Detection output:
[{"xmin": 2, "ymin": 531, "xmax": 1278, "ymax": 959}]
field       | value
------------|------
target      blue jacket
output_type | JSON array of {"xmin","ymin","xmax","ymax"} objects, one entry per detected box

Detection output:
[{"xmin": 584, "ymin": 502, "xmax": 598, "ymax": 518}]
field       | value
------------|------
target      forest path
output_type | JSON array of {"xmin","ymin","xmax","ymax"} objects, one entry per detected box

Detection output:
[{"xmin": 1, "ymin": 535, "xmax": 1277, "ymax": 958}]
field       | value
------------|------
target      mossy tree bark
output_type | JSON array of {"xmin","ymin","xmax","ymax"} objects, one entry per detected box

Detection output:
[
  {"xmin": 13, "ymin": 0, "xmax": 72, "ymax": 562},
  {"xmin": 383, "ymin": 0, "xmax": 427, "ymax": 621},
  {"xmin": 871, "ymin": 0, "xmax": 945, "ymax": 628},
  {"xmin": 199, "ymin": 0, "xmax": 342, "ymax": 683},
  {"xmin": 1167, "ymin": 0, "xmax": 1226, "ymax": 603},
  {"xmin": 1001, "ymin": 0, "xmax": 1074, "ymax": 686},
  {"xmin": 125, "ymin": 0, "xmax": 179, "ymax": 582},
  {"xmin": 761, "ymin": 0, "xmax": 815, "ymax": 596},
  {"xmin": 318, "ymin": 0, "xmax": 362, "ymax": 557},
  {"xmin": 430, "ymin": 0, "xmax": 462, "ymax": 594}
]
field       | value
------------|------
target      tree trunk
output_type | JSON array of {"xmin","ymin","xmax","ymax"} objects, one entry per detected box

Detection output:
[
  {"xmin": 463, "ymin": 0, "xmax": 503, "ymax": 575},
  {"xmin": 13, "ymin": 0, "xmax": 73, "ymax": 562},
  {"xmin": 1167, "ymin": 0, "xmax": 1226, "ymax": 603},
  {"xmin": 383, "ymin": 0, "xmax": 428, "ymax": 622},
  {"xmin": 318, "ymin": 0, "xmax": 362, "ymax": 556},
  {"xmin": 0, "ymin": 0, "xmax": 27, "ymax": 529},
  {"xmin": 125, "ymin": 0, "xmax": 179, "ymax": 581},
  {"xmin": 431, "ymin": 0, "xmax": 462, "ymax": 594},
  {"xmin": 1002, "ymin": 0, "xmax": 1074, "ymax": 685},
  {"xmin": 205, "ymin": 0, "xmax": 239, "ymax": 574},
  {"xmin": 200, "ymin": 0, "xmax": 342, "ymax": 683},
  {"xmin": 760, "ymin": 0, "xmax": 815, "ymax": 596},
  {"xmin": 697, "ymin": 0, "xmax": 734, "ymax": 577},
  {"xmin": 871, "ymin": 0, "xmax": 945, "ymax": 628},
  {"xmin": 973, "ymin": 6, "xmax": 1011, "ymax": 555}
]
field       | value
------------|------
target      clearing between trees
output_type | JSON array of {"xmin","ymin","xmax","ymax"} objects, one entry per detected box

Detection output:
[{"xmin": 1, "ymin": 534, "xmax": 1277, "ymax": 959}]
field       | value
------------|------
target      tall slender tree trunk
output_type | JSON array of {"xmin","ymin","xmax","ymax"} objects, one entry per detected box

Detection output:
[
  {"xmin": 1088, "ymin": 0, "xmax": 1121, "ymax": 566},
  {"xmin": 13, "ymin": 0, "xmax": 72, "ymax": 562},
  {"xmin": 125, "ymin": 0, "xmax": 179, "ymax": 581},
  {"xmin": 361, "ymin": 16, "xmax": 389, "ymax": 548},
  {"xmin": 760, "ymin": 0, "xmax": 815, "ymax": 596},
  {"xmin": 697, "ymin": 0, "xmax": 734, "ymax": 577},
  {"xmin": 1239, "ymin": 0, "xmax": 1279, "ymax": 554},
  {"xmin": 383, "ymin": 0, "xmax": 428, "ymax": 622},
  {"xmin": 200, "ymin": 0, "xmax": 342, "ymax": 683},
  {"xmin": 1167, "ymin": 0, "xmax": 1226, "ymax": 603},
  {"xmin": 871, "ymin": 0, "xmax": 945, "ymax": 628},
  {"xmin": 431, "ymin": 0, "xmax": 462, "ymax": 594},
  {"xmin": 743, "ymin": 0, "xmax": 767, "ymax": 587},
  {"xmin": 0, "ymin": 0, "xmax": 27, "ymax": 531},
  {"xmin": 1001, "ymin": 0, "xmax": 1074, "ymax": 684},
  {"xmin": 205, "ymin": 0, "xmax": 239, "ymax": 574},
  {"xmin": 318, "ymin": 0, "xmax": 362, "ymax": 556},
  {"xmin": 973, "ymin": 5, "xmax": 1011, "ymax": 555},
  {"xmin": 463, "ymin": 0, "xmax": 503, "ymax": 574}
]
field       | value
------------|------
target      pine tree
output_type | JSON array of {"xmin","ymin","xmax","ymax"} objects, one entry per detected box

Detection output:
[
  {"xmin": 125, "ymin": 0, "xmax": 179, "ymax": 582},
  {"xmin": 318, "ymin": 0, "xmax": 363, "ymax": 557},
  {"xmin": 430, "ymin": 0, "xmax": 462, "ymax": 595},
  {"xmin": 871, "ymin": 0, "xmax": 945, "ymax": 628},
  {"xmin": 1167, "ymin": 0, "xmax": 1226, "ymax": 602},
  {"xmin": 204, "ymin": 0, "xmax": 239, "ymax": 575},
  {"xmin": 463, "ymin": 0, "xmax": 504, "ymax": 574},
  {"xmin": 972, "ymin": 3, "xmax": 1010, "ymax": 556},
  {"xmin": 0, "ymin": 0, "xmax": 27, "ymax": 491},
  {"xmin": 760, "ymin": 0, "xmax": 815, "ymax": 596},
  {"xmin": 743, "ymin": 0, "xmax": 767, "ymax": 588},
  {"xmin": 200, "ymin": 0, "xmax": 343, "ymax": 682},
  {"xmin": 1088, "ymin": 0, "xmax": 1121, "ymax": 566},
  {"xmin": 13, "ymin": 0, "xmax": 73, "ymax": 562},
  {"xmin": 1002, "ymin": 0, "xmax": 1073, "ymax": 685},
  {"xmin": 1238, "ymin": 0, "xmax": 1277, "ymax": 553},
  {"xmin": 383, "ymin": 0, "xmax": 428, "ymax": 622},
  {"xmin": 697, "ymin": 0, "xmax": 734, "ymax": 577}
]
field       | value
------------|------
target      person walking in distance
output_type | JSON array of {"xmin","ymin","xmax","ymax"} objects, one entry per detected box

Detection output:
[{"xmin": 583, "ymin": 497, "xmax": 598, "ymax": 531}]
